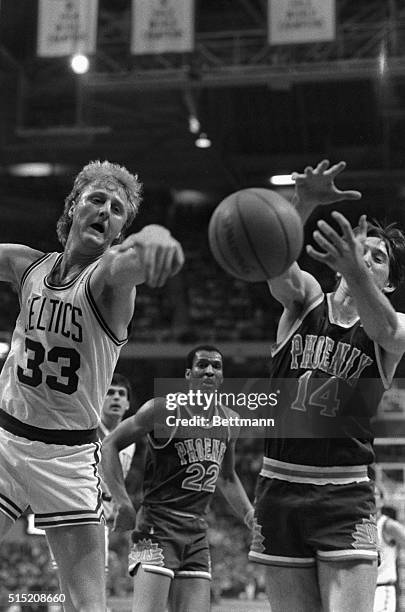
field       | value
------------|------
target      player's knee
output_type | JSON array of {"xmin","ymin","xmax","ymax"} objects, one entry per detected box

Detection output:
[{"xmin": 72, "ymin": 595, "xmax": 106, "ymax": 612}]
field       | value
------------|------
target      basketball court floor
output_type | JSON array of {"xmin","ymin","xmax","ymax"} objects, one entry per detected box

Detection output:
[{"xmin": 106, "ymin": 597, "xmax": 271, "ymax": 611}]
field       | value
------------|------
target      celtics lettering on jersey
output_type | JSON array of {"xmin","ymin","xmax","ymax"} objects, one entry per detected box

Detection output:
[
  {"xmin": 25, "ymin": 295, "xmax": 83, "ymax": 343},
  {"xmin": 17, "ymin": 296, "xmax": 84, "ymax": 395}
]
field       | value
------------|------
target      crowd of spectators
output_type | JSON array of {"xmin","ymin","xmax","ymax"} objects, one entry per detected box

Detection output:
[{"xmin": 0, "ymin": 540, "xmax": 59, "ymax": 609}]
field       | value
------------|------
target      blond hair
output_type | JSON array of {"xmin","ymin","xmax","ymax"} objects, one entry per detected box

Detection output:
[{"xmin": 56, "ymin": 160, "xmax": 143, "ymax": 246}]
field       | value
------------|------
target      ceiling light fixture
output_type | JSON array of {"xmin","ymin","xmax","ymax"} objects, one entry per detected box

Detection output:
[
  {"xmin": 70, "ymin": 53, "xmax": 90, "ymax": 74},
  {"xmin": 0, "ymin": 341, "xmax": 10, "ymax": 359},
  {"xmin": 269, "ymin": 174, "xmax": 295, "ymax": 186},
  {"xmin": 188, "ymin": 116, "xmax": 200, "ymax": 134},
  {"xmin": 8, "ymin": 163, "xmax": 54, "ymax": 177},
  {"xmin": 195, "ymin": 133, "xmax": 211, "ymax": 149}
]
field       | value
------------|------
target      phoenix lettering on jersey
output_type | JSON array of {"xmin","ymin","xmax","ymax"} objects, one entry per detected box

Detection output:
[
  {"xmin": 25, "ymin": 295, "xmax": 83, "ymax": 343},
  {"xmin": 174, "ymin": 437, "xmax": 227, "ymax": 466},
  {"xmin": 290, "ymin": 334, "xmax": 373, "ymax": 384}
]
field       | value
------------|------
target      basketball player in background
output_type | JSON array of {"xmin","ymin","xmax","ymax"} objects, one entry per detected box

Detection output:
[
  {"xmin": 99, "ymin": 372, "xmax": 136, "ymax": 499},
  {"xmin": 374, "ymin": 484, "xmax": 405, "ymax": 612},
  {"xmin": 99, "ymin": 373, "xmax": 138, "ymax": 569},
  {"xmin": 102, "ymin": 345, "xmax": 254, "ymax": 612},
  {"xmin": 249, "ymin": 160, "xmax": 405, "ymax": 612},
  {"xmin": 0, "ymin": 160, "xmax": 184, "ymax": 612}
]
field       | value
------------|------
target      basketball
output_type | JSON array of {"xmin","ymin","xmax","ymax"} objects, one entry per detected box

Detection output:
[{"xmin": 208, "ymin": 188, "xmax": 304, "ymax": 281}]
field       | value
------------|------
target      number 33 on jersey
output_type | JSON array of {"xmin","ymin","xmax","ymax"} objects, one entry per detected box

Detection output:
[{"xmin": 0, "ymin": 252, "xmax": 126, "ymax": 430}]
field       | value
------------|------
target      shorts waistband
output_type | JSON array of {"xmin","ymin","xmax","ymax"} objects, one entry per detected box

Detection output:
[
  {"xmin": 142, "ymin": 503, "xmax": 200, "ymax": 520},
  {"xmin": 0, "ymin": 409, "xmax": 98, "ymax": 445},
  {"xmin": 261, "ymin": 457, "xmax": 369, "ymax": 484}
]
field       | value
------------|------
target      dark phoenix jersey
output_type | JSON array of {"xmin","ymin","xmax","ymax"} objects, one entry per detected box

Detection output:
[
  {"xmin": 265, "ymin": 294, "xmax": 389, "ymax": 468},
  {"xmin": 142, "ymin": 401, "xmax": 231, "ymax": 517}
]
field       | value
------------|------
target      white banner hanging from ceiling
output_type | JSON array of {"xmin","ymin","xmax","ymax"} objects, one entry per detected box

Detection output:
[
  {"xmin": 37, "ymin": 0, "xmax": 98, "ymax": 57},
  {"xmin": 268, "ymin": 0, "xmax": 336, "ymax": 45},
  {"xmin": 131, "ymin": 0, "xmax": 195, "ymax": 55}
]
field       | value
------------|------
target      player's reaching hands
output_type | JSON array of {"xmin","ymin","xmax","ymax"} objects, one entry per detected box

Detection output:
[
  {"xmin": 292, "ymin": 160, "xmax": 362, "ymax": 212},
  {"xmin": 307, "ymin": 212, "xmax": 368, "ymax": 281},
  {"xmin": 113, "ymin": 500, "xmax": 137, "ymax": 532},
  {"xmin": 120, "ymin": 224, "xmax": 184, "ymax": 288}
]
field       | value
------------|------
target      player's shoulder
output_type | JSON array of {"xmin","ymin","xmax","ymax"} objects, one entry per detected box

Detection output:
[
  {"xmin": 395, "ymin": 311, "xmax": 405, "ymax": 325},
  {"xmin": 220, "ymin": 405, "xmax": 238, "ymax": 420},
  {"xmin": 137, "ymin": 396, "xmax": 168, "ymax": 421},
  {"xmin": 218, "ymin": 405, "xmax": 240, "ymax": 441},
  {"xmin": 0, "ymin": 244, "xmax": 45, "ymax": 286},
  {"xmin": 276, "ymin": 289, "xmax": 324, "ymax": 345},
  {"xmin": 0, "ymin": 244, "xmax": 44, "ymax": 266}
]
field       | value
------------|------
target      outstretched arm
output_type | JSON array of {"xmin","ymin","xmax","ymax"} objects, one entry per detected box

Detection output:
[
  {"xmin": 268, "ymin": 160, "xmax": 361, "ymax": 313},
  {"xmin": 90, "ymin": 224, "xmax": 185, "ymax": 339},
  {"xmin": 101, "ymin": 398, "xmax": 165, "ymax": 531},
  {"xmin": 291, "ymin": 160, "xmax": 362, "ymax": 222},
  {"xmin": 217, "ymin": 437, "xmax": 253, "ymax": 526},
  {"xmin": 0, "ymin": 244, "xmax": 44, "ymax": 286},
  {"xmin": 98, "ymin": 224, "xmax": 184, "ymax": 290},
  {"xmin": 308, "ymin": 212, "xmax": 405, "ymax": 359}
]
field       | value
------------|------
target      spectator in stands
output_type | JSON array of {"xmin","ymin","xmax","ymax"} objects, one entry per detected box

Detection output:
[{"xmin": 374, "ymin": 484, "xmax": 405, "ymax": 612}]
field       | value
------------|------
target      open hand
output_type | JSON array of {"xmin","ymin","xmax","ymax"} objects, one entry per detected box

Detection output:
[
  {"xmin": 293, "ymin": 160, "xmax": 362, "ymax": 208},
  {"xmin": 113, "ymin": 501, "xmax": 137, "ymax": 532},
  {"xmin": 307, "ymin": 212, "xmax": 368, "ymax": 278}
]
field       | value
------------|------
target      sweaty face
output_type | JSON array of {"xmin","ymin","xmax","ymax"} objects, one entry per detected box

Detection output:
[
  {"xmin": 363, "ymin": 237, "xmax": 392, "ymax": 292},
  {"xmin": 186, "ymin": 350, "xmax": 224, "ymax": 391},
  {"xmin": 70, "ymin": 180, "xmax": 130, "ymax": 249},
  {"xmin": 102, "ymin": 385, "xmax": 129, "ymax": 420}
]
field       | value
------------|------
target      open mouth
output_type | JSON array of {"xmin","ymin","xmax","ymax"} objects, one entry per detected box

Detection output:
[{"xmin": 90, "ymin": 222, "xmax": 105, "ymax": 235}]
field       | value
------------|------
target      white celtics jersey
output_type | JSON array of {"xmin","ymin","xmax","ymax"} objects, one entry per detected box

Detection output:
[
  {"xmin": 0, "ymin": 253, "xmax": 128, "ymax": 430},
  {"xmin": 377, "ymin": 514, "xmax": 397, "ymax": 585}
]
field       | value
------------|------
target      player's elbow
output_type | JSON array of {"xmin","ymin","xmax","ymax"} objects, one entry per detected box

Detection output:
[{"xmin": 368, "ymin": 319, "xmax": 400, "ymax": 348}]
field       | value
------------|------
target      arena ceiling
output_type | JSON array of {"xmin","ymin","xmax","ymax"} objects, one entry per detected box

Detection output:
[{"xmin": 1, "ymin": 0, "xmax": 405, "ymax": 247}]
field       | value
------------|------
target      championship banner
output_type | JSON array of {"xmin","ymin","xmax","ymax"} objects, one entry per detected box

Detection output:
[
  {"xmin": 268, "ymin": 0, "xmax": 336, "ymax": 45},
  {"xmin": 37, "ymin": 0, "xmax": 98, "ymax": 58},
  {"xmin": 131, "ymin": 0, "xmax": 194, "ymax": 55}
]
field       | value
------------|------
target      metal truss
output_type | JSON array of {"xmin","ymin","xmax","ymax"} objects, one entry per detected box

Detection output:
[{"xmin": 86, "ymin": 1, "xmax": 405, "ymax": 91}]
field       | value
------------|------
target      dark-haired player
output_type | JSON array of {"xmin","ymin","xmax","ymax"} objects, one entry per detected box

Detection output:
[
  {"xmin": 99, "ymin": 372, "xmax": 136, "ymax": 570},
  {"xmin": 249, "ymin": 160, "xmax": 405, "ymax": 612},
  {"xmin": 102, "ymin": 345, "xmax": 253, "ymax": 612},
  {"xmin": 0, "ymin": 160, "xmax": 184, "ymax": 611},
  {"xmin": 99, "ymin": 372, "xmax": 135, "ymax": 483}
]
